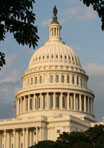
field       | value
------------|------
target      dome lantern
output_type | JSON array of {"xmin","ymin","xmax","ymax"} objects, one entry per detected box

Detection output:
[{"xmin": 47, "ymin": 6, "xmax": 63, "ymax": 44}]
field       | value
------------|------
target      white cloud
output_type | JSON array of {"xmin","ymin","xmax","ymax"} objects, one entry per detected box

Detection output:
[
  {"xmin": 39, "ymin": 19, "xmax": 51, "ymax": 27},
  {"xmin": 77, "ymin": 7, "xmax": 96, "ymax": 20},
  {"xmin": 0, "ymin": 70, "xmax": 21, "ymax": 83},
  {"xmin": 85, "ymin": 63, "xmax": 104, "ymax": 76},
  {"xmin": 84, "ymin": 63, "xmax": 104, "ymax": 120},
  {"xmin": 64, "ymin": 0, "xmax": 79, "ymax": 5},
  {"xmin": 60, "ymin": 6, "xmax": 96, "ymax": 24}
]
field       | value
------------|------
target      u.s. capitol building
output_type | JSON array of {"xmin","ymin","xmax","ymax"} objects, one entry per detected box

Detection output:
[{"xmin": 0, "ymin": 6, "xmax": 102, "ymax": 148}]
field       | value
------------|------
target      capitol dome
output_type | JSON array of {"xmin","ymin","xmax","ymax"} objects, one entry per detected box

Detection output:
[{"xmin": 16, "ymin": 6, "xmax": 95, "ymax": 122}]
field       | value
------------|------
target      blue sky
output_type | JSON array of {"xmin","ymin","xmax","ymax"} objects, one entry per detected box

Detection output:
[{"xmin": 0, "ymin": 0, "xmax": 104, "ymax": 121}]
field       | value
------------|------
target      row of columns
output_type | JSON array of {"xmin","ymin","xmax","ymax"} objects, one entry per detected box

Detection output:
[
  {"xmin": 49, "ymin": 27, "xmax": 60, "ymax": 37},
  {"xmin": 0, "ymin": 127, "xmax": 46, "ymax": 148},
  {"xmin": 17, "ymin": 93, "xmax": 94, "ymax": 115},
  {"xmin": 24, "ymin": 74, "xmax": 87, "ymax": 88}
]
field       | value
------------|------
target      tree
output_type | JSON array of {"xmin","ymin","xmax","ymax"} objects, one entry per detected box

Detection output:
[
  {"xmin": 29, "ymin": 125, "xmax": 104, "ymax": 148},
  {"xmin": 0, "ymin": 0, "xmax": 39, "ymax": 69},
  {"xmin": 0, "ymin": 1, "xmax": 104, "ymax": 69},
  {"xmin": 80, "ymin": 0, "xmax": 104, "ymax": 30}
]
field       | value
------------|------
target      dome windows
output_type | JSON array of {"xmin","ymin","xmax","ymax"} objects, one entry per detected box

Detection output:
[
  {"xmin": 60, "ymin": 55, "xmax": 62, "ymax": 58},
  {"xmin": 56, "ymin": 55, "xmax": 58, "ymax": 58},
  {"xmin": 40, "ymin": 76, "xmax": 42, "ymax": 83},
  {"xmin": 61, "ymin": 75, "xmax": 64, "ymax": 83},
  {"xmin": 50, "ymin": 75, "xmax": 53, "ymax": 83},
  {"xmin": 65, "ymin": 55, "xmax": 67, "ymax": 59},
  {"xmin": 31, "ymin": 78, "xmax": 33, "ymax": 85},
  {"xmin": 67, "ymin": 75, "xmax": 70, "ymax": 83},
  {"xmin": 31, "ymin": 53, "xmax": 80, "ymax": 66},
  {"xmin": 35, "ymin": 77, "xmax": 37, "ymax": 84},
  {"xmin": 72, "ymin": 75, "xmax": 74, "ymax": 84},
  {"xmin": 76, "ymin": 76, "xmax": 79, "ymax": 85},
  {"xmin": 25, "ymin": 73, "xmax": 87, "ymax": 88},
  {"xmin": 56, "ymin": 75, "xmax": 59, "ymax": 83}
]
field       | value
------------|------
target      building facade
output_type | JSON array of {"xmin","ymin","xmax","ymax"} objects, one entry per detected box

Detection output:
[{"xmin": 0, "ymin": 6, "xmax": 97, "ymax": 148}]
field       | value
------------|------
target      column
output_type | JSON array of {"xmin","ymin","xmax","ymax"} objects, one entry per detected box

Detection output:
[
  {"xmin": 40, "ymin": 94, "xmax": 43, "ymax": 110},
  {"xmin": 88, "ymin": 97, "xmax": 90, "ymax": 113},
  {"xmin": 74, "ymin": 94, "xmax": 76, "ymax": 111},
  {"xmin": 90, "ymin": 98, "xmax": 92, "ymax": 114},
  {"xmin": 79, "ymin": 94, "xmax": 82, "ymax": 111},
  {"xmin": 53, "ymin": 93, "xmax": 55, "ymax": 109},
  {"xmin": 17, "ymin": 99, "xmax": 19, "ymax": 115},
  {"xmin": 60, "ymin": 93, "xmax": 63, "ymax": 109},
  {"xmin": 33, "ymin": 95, "xmax": 35, "ymax": 111},
  {"xmin": 18, "ymin": 131, "xmax": 20, "ymax": 148},
  {"xmin": 92, "ymin": 98, "xmax": 93, "ymax": 114},
  {"xmin": 47, "ymin": 93, "xmax": 49, "ymax": 110},
  {"xmin": 40, "ymin": 127, "xmax": 42, "ymax": 141},
  {"xmin": 20, "ymin": 97, "xmax": 22, "ymax": 113},
  {"xmin": 84, "ymin": 95, "xmax": 86, "ymax": 112},
  {"xmin": 23, "ymin": 129, "xmax": 25, "ymax": 148},
  {"xmin": 4, "ymin": 130, "xmax": 6, "ymax": 148},
  {"xmin": 0, "ymin": 133, "xmax": 2, "ymax": 148},
  {"xmin": 36, "ymin": 127, "xmax": 38, "ymax": 144},
  {"xmin": 28, "ymin": 95, "xmax": 30, "ymax": 112},
  {"xmin": 26, "ymin": 128, "xmax": 29, "ymax": 148},
  {"xmin": 24, "ymin": 96, "xmax": 26, "ymax": 113},
  {"xmin": 13, "ymin": 129, "xmax": 16, "ymax": 148},
  {"xmin": 29, "ymin": 130, "xmax": 32, "ymax": 147},
  {"xmin": 67, "ymin": 93, "xmax": 69, "ymax": 110}
]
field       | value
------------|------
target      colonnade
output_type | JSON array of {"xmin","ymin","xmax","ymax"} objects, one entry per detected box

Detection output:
[
  {"xmin": 0, "ymin": 127, "xmax": 46, "ymax": 148},
  {"xmin": 17, "ymin": 92, "xmax": 94, "ymax": 115},
  {"xmin": 23, "ymin": 73, "xmax": 87, "ymax": 89},
  {"xmin": 49, "ymin": 26, "xmax": 60, "ymax": 37}
]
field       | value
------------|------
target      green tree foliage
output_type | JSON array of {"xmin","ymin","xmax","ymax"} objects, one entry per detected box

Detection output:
[
  {"xmin": 80, "ymin": 0, "xmax": 104, "ymax": 30},
  {"xmin": 0, "ymin": 0, "xmax": 39, "ymax": 69},
  {"xmin": 29, "ymin": 125, "xmax": 104, "ymax": 148}
]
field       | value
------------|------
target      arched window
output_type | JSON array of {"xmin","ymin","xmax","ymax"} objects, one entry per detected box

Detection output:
[
  {"xmin": 67, "ymin": 75, "xmax": 70, "ymax": 83},
  {"xmin": 65, "ymin": 55, "xmax": 67, "ymax": 59},
  {"xmin": 72, "ymin": 75, "xmax": 74, "ymax": 84},
  {"xmin": 50, "ymin": 75, "xmax": 53, "ymax": 83},
  {"xmin": 56, "ymin": 75, "xmax": 59, "ymax": 83},
  {"xmin": 60, "ymin": 55, "xmax": 62, "ymax": 58},
  {"xmin": 77, "ymin": 76, "xmax": 79, "ymax": 85},
  {"xmin": 40, "ymin": 76, "xmax": 42, "ymax": 83},
  {"xmin": 61, "ymin": 75, "xmax": 64, "ymax": 83},
  {"xmin": 56, "ymin": 55, "xmax": 58, "ymax": 58},
  {"xmin": 28, "ymin": 79, "xmax": 29, "ymax": 86},
  {"xmin": 31, "ymin": 78, "xmax": 33, "ymax": 85},
  {"xmin": 35, "ymin": 77, "xmax": 37, "ymax": 84},
  {"xmin": 80, "ymin": 77, "xmax": 82, "ymax": 86}
]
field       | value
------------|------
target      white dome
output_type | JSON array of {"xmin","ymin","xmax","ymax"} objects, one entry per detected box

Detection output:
[
  {"xmin": 16, "ymin": 6, "xmax": 95, "ymax": 122},
  {"xmin": 29, "ymin": 42, "xmax": 81, "ymax": 69}
]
